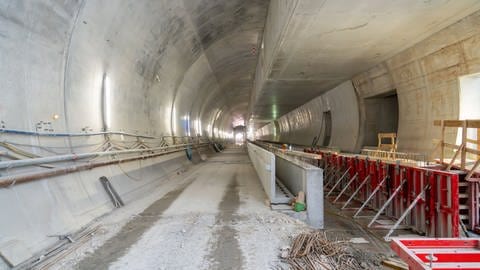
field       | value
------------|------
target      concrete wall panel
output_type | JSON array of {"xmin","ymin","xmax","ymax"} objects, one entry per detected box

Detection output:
[
  {"xmin": 354, "ymin": 11, "xmax": 480, "ymax": 154},
  {"xmin": 257, "ymin": 81, "xmax": 360, "ymax": 153},
  {"xmin": 246, "ymin": 142, "xmax": 276, "ymax": 202},
  {"xmin": 0, "ymin": 152, "xmax": 196, "ymax": 266}
]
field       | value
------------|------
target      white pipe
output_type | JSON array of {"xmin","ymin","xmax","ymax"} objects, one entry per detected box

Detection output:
[{"xmin": 0, "ymin": 143, "xmax": 209, "ymax": 170}]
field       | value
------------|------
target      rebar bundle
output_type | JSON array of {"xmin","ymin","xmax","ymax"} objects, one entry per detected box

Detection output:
[{"xmin": 286, "ymin": 232, "xmax": 369, "ymax": 270}]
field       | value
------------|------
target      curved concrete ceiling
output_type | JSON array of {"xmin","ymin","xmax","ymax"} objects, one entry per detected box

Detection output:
[
  {"xmin": 0, "ymin": 0, "xmax": 268, "ymax": 138},
  {"xmin": 1, "ymin": 0, "xmax": 480, "ymax": 139},
  {"xmin": 251, "ymin": 0, "xmax": 480, "ymax": 123}
]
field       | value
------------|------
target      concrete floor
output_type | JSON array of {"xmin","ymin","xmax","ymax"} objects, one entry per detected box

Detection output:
[
  {"xmin": 65, "ymin": 148, "xmax": 309, "ymax": 269},
  {"xmin": 50, "ymin": 148, "xmax": 391, "ymax": 270}
]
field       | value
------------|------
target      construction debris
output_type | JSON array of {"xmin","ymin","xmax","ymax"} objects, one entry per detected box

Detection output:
[{"xmin": 284, "ymin": 231, "xmax": 385, "ymax": 270}]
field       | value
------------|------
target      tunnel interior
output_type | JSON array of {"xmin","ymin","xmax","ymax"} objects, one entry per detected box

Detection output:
[{"xmin": 2, "ymin": 0, "xmax": 480, "ymax": 269}]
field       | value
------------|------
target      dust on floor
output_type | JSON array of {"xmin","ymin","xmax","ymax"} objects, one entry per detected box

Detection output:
[{"xmin": 51, "ymin": 149, "xmax": 390, "ymax": 270}]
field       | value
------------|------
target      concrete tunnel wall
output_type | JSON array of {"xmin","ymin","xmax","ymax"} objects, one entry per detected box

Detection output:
[
  {"xmin": 256, "ymin": 10, "xmax": 480, "ymax": 156},
  {"xmin": 0, "ymin": 151, "xmax": 205, "ymax": 266},
  {"xmin": 1, "ymin": 0, "xmax": 480, "ymax": 267},
  {"xmin": 0, "ymin": 0, "xmax": 268, "ymax": 266},
  {"xmin": 0, "ymin": 0, "xmax": 269, "ymax": 142}
]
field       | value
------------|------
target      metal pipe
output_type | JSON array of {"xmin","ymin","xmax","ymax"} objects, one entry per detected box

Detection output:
[
  {"xmin": 0, "ymin": 143, "xmax": 209, "ymax": 170},
  {"xmin": 342, "ymin": 175, "xmax": 371, "ymax": 209},
  {"xmin": 368, "ymin": 179, "xmax": 407, "ymax": 227},
  {"xmin": 0, "ymin": 128, "xmax": 157, "ymax": 139},
  {"xmin": 326, "ymin": 167, "xmax": 351, "ymax": 196},
  {"xmin": 353, "ymin": 175, "xmax": 388, "ymax": 218},
  {"xmin": 0, "ymin": 144, "xmax": 211, "ymax": 188},
  {"xmin": 333, "ymin": 173, "xmax": 358, "ymax": 203}
]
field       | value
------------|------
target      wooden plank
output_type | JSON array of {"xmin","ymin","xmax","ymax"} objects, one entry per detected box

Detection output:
[
  {"xmin": 382, "ymin": 259, "xmax": 408, "ymax": 270},
  {"xmin": 447, "ymin": 143, "xmax": 464, "ymax": 170},
  {"xmin": 465, "ymin": 159, "xmax": 480, "ymax": 180},
  {"xmin": 379, "ymin": 133, "xmax": 397, "ymax": 137},
  {"xmin": 466, "ymin": 138, "xmax": 478, "ymax": 144},
  {"xmin": 467, "ymin": 120, "xmax": 480, "ymax": 129},
  {"xmin": 444, "ymin": 142, "xmax": 462, "ymax": 149},
  {"xmin": 434, "ymin": 119, "xmax": 480, "ymax": 128},
  {"xmin": 445, "ymin": 120, "xmax": 465, "ymax": 127},
  {"xmin": 465, "ymin": 147, "xmax": 480, "ymax": 156}
]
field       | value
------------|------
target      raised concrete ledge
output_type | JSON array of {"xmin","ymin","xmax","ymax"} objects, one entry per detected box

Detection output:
[
  {"xmin": 247, "ymin": 142, "xmax": 324, "ymax": 229},
  {"xmin": 275, "ymin": 153, "xmax": 324, "ymax": 229},
  {"xmin": 246, "ymin": 142, "xmax": 277, "ymax": 203}
]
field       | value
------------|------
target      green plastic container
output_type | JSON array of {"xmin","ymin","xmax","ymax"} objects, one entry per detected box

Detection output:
[{"xmin": 294, "ymin": 202, "xmax": 305, "ymax": 212}]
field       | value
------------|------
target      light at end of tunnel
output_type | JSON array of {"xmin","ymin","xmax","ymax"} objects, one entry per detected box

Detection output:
[
  {"xmin": 235, "ymin": 133, "xmax": 244, "ymax": 145},
  {"xmin": 232, "ymin": 118, "xmax": 245, "ymax": 127}
]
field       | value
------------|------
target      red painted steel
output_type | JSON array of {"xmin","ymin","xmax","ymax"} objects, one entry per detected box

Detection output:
[
  {"xmin": 468, "ymin": 178, "xmax": 480, "ymax": 232},
  {"xmin": 305, "ymin": 148, "xmax": 461, "ymax": 238},
  {"xmin": 391, "ymin": 238, "xmax": 480, "ymax": 270}
]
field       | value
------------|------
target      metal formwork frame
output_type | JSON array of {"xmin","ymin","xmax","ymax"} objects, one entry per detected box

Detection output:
[
  {"xmin": 390, "ymin": 238, "xmax": 480, "ymax": 270},
  {"xmin": 311, "ymin": 149, "xmax": 461, "ymax": 238}
]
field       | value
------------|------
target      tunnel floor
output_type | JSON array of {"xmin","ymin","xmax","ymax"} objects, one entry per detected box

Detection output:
[{"xmin": 50, "ymin": 148, "xmax": 391, "ymax": 269}]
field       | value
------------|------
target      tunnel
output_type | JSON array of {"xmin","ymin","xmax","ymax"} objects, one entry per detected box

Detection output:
[{"xmin": 2, "ymin": 1, "xmax": 480, "ymax": 269}]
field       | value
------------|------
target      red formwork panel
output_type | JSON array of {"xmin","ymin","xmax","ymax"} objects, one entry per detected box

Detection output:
[
  {"xmin": 408, "ymin": 167, "xmax": 429, "ymax": 235},
  {"xmin": 309, "ymin": 148, "xmax": 461, "ymax": 238},
  {"xmin": 354, "ymin": 158, "xmax": 368, "ymax": 201},
  {"xmin": 390, "ymin": 238, "xmax": 480, "ymax": 270},
  {"xmin": 432, "ymin": 170, "xmax": 459, "ymax": 237}
]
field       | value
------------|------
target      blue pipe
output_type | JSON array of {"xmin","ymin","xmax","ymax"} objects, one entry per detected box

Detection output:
[{"xmin": 0, "ymin": 128, "xmax": 156, "ymax": 139}]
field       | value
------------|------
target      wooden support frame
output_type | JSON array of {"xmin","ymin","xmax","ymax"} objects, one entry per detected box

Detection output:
[
  {"xmin": 377, "ymin": 132, "xmax": 397, "ymax": 152},
  {"xmin": 434, "ymin": 119, "xmax": 480, "ymax": 171}
]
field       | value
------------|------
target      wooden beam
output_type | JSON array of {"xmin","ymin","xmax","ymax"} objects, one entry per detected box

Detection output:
[
  {"xmin": 465, "ymin": 147, "xmax": 480, "ymax": 156},
  {"xmin": 467, "ymin": 120, "xmax": 480, "ymax": 129},
  {"xmin": 444, "ymin": 142, "xmax": 462, "ymax": 149},
  {"xmin": 433, "ymin": 120, "xmax": 467, "ymax": 127},
  {"xmin": 382, "ymin": 259, "xmax": 408, "ymax": 270},
  {"xmin": 466, "ymin": 159, "xmax": 480, "ymax": 180},
  {"xmin": 466, "ymin": 138, "xmax": 478, "ymax": 144},
  {"xmin": 434, "ymin": 119, "xmax": 480, "ymax": 128},
  {"xmin": 447, "ymin": 143, "xmax": 464, "ymax": 170},
  {"xmin": 378, "ymin": 132, "xmax": 397, "ymax": 137}
]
